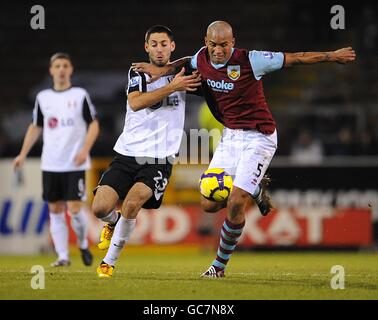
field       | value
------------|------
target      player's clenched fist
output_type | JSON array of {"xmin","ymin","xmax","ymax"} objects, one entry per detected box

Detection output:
[{"xmin": 333, "ymin": 47, "xmax": 356, "ymax": 64}]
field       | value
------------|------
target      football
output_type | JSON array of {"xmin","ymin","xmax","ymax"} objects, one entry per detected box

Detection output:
[{"xmin": 199, "ymin": 168, "xmax": 233, "ymax": 202}]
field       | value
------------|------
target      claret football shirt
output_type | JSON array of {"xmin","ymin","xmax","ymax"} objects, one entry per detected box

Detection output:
[{"xmin": 190, "ymin": 47, "xmax": 284, "ymax": 134}]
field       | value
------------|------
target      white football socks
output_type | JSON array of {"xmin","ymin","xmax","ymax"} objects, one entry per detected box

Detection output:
[
  {"xmin": 101, "ymin": 210, "xmax": 119, "ymax": 225},
  {"xmin": 49, "ymin": 212, "xmax": 69, "ymax": 261},
  {"xmin": 103, "ymin": 216, "xmax": 136, "ymax": 266},
  {"xmin": 70, "ymin": 209, "xmax": 89, "ymax": 250}
]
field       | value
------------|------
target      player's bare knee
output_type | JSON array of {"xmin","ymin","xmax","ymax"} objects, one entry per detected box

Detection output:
[
  {"xmin": 92, "ymin": 200, "xmax": 112, "ymax": 219},
  {"xmin": 92, "ymin": 206, "xmax": 106, "ymax": 219},
  {"xmin": 92, "ymin": 186, "xmax": 118, "ymax": 218}
]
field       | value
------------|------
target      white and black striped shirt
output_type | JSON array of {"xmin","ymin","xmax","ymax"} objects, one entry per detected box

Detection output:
[
  {"xmin": 32, "ymin": 87, "xmax": 97, "ymax": 172},
  {"xmin": 114, "ymin": 68, "xmax": 186, "ymax": 158}
]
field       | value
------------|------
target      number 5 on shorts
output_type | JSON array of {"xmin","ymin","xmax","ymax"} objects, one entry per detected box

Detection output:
[{"xmin": 255, "ymin": 163, "xmax": 263, "ymax": 177}]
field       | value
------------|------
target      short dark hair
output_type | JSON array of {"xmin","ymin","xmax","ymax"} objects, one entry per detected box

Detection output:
[
  {"xmin": 49, "ymin": 52, "xmax": 72, "ymax": 66},
  {"xmin": 145, "ymin": 25, "xmax": 174, "ymax": 43}
]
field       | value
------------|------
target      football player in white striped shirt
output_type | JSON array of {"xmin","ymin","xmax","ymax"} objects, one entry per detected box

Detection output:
[
  {"xmin": 13, "ymin": 53, "xmax": 100, "ymax": 267},
  {"xmin": 92, "ymin": 25, "xmax": 201, "ymax": 278}
]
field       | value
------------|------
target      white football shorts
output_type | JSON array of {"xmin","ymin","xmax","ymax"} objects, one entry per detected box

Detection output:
[{"xmin": 208, "ymin": 128, "xmax": 277, "ymax": 195}]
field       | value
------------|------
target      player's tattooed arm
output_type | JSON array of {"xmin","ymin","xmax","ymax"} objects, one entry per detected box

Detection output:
[
  {"xmin": 166, "ymin": 56, "xmax": 192, "ymax": 74},
  {"xmin": 284, "ymin": 52, "xmax": 331, "ymax": 66},
  {"xmin": 284, "ymin": 47, "xmax": 356, "ymax": 67}
]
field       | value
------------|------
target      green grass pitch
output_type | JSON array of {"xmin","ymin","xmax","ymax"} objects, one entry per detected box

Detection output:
[{"xmin": 1, "ymin": 248, "xmax": 377, "ymax": 300}]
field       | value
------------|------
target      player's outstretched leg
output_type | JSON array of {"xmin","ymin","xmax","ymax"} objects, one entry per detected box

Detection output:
[
  {"xmin": 97, "ymin": 182, "xmax": 151, "ymax": 278},
  {"xmin": 201, "ymin": 219, "xmax": 244, "ymax": 278},
  {"xmin": 201, "ymin": 187, "xmax": 247, "ymax": 278},
  {"xmin": 252, "ymin": 175, "xmax": 274, "ymax": 216}
]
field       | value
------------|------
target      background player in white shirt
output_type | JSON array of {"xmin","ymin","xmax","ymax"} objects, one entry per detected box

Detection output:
[
  {"xmin": 13, "ymin": 53, "xmax": 100, "ymax": 267},
  {"xmin": 92, "ymin": 25, "xmax": 201, "ymax": 278}
]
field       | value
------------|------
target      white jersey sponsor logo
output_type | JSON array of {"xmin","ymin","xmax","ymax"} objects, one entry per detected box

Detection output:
[{"xmin": 206, "ymin": 79, "xmax": 234, "ymax": 91}]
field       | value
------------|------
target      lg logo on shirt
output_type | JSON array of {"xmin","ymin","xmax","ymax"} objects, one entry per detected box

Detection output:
[
  {"xmin": 207, "ymin": 79, "xmax": 234, "ymax": 92},
  {"xmin": 47, "ymin": 117, "xmax": 74, "ymax": 129}
]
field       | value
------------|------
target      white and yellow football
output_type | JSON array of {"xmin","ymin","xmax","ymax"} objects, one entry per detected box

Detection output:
[{"xmin": 199, "ymin": 168, "xmax": 233, "ymax": 202}]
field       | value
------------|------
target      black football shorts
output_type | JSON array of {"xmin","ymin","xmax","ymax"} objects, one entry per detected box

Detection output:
[
  {"xmin": 95, "ymin": 153, "xmax": 173, "ymax": 209},
  {"xmin": 42, "ymin": 171, "xmax": 86, "ymax": 202}
]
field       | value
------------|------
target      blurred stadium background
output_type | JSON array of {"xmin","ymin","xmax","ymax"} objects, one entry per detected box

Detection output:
[{"xmin": 0, "ymin": 0, "xmax": 377, "ymax": 299}]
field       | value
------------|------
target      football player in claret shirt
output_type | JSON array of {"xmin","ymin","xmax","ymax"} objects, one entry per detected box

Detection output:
[
  {"xmin": 133, "ymin": 21, "xmax": 356, "ymax": 278},
  {"xmin": 13, "ymin": 53, "xmax": 100, "ymax": 267}
]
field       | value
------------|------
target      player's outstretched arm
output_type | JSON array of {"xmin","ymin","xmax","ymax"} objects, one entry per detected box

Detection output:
[
  {"xmin": 128, "ymin": 68, "xmax": 201, "ymax": 111},
  {"xmin": 132, "ymin": 57, "xmax": 192, "ymax": 79},
  {"xmin": 13, "ymin": 124, "xmax": 42, "ymax": 171},
  {"xmin": 284, "ymin": 47, "xmax": 356, "ymax": 67}
]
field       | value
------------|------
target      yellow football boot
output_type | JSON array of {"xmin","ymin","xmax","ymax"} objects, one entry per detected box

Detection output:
[
  {"xmin": 98, "ymin": 224, "xmax": 115, "ymax": 250},
  {"xmin": 96, "ymin": 262, "xmax": 114, "ymax": 278},
  {"xmin": 98, "ymin": 211, "xmax": 120, "ymax": 250}
]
